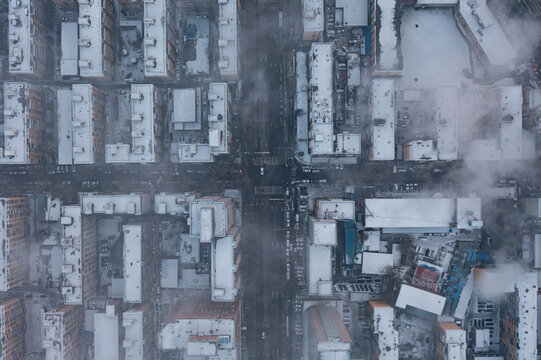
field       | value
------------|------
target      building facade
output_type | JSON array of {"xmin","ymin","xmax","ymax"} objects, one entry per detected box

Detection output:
[
  {"xmin": 42, "ymin": 305, "xmax": 83, "ymax": 360},
  {"xmin": 0, "ymin": 297, "xmax": 26, "ymax": 360},
  {"xmin": 51, "ymin": 0, "xmax": 78, "ymax": 10},
  {"xmin": 0, "ymin": 197, "xmax": 29, "ymax": 291}
]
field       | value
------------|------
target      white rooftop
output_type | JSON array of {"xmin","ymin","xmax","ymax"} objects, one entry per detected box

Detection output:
[
  {"xmin": 310, "ymin": 218, "xmax": 337, "ymax": 246},
  {"xmin": 143, "ymin": 0, "xmax": 171, "ymax": 78},
  {"xmin": 173, "ymin": 89, "xmax": 197, "ymax": 127},
  {"xmin": 370, "ymin": 303, "xmax": 399, "ymax": 360},
  {"xmin": 309, "ymin": 43, "xmax": 334, "ymax": 155},
  {"xmin": 57, "ymin": 89, "xmax": 74, "ymax": 165},
  {"xmin": 436, "ymin": 87, "xmax": 458, "ymax": 160},
  {"xmin": 78, "ymin": 0, "xmax": 107, "ymax": 78},
  {"xmin": 403, "ymin": 140, "xmax": 438, "ymax": 161},
  {"xmin": 440, "ymin": 323, "xmax": 466, "ymax": 360},
  {"xmin": 316, "ymin": 199, "xmax": 355, "ymax": 220},
  {"xmin": 395, "ymin": 283, "xmax": 446, "ymax": 315},
  {"xmin": 1, "ymin": 82, "xmax": 33, "ymax": 164},
  {"xmin": 8, "ymin": 0, "xmax": 34, "ymax": 74},
  {"xmin": 61, "ymin": 205, "xmax": 84, "ymax": 304},
  {"xmin": 179, "ymin": 144, "xmax": 213, "ymax": 162},
  {"xmin": 123, "ymin": 309, "xmax": 145, "ymax": 360},
  {"xmin": 515, "ymin": 272, "xmax": 537, "ymax": 360},
  {"xmin": 154, "ymin": 192, "xmax": 197, "ymax": 215},
  {"xmin": 336, "ymin": 133, "xmax": 361, "ymax": 155},
  {"xmin": 189, "ymin": 198, "xmax": 232, "ymax": 239},
  {"xmin": 72, "ymin": 84, "xmax": 97, "ymax": 164},
  {"xmin": 457, "ymin": 0, "xmax": 516, "ymax": 66},
  {"xmin": 375, "ymin": 0, "xmax": 399, "ymax": 71},
  {"xmin": 94, "ymin": 309, "xmax": 120, "ymax": 360},
  {"xmin": 217, "ymin": 0, "xmax": 239, "ymax": 80},
  {"xmin": 335, "ymin": 0, "xmax": 368, "ymax": 27},
  {"xmin": 80, "ymin": 193, "xmax": 151, "ymax": 215},
  {"xmin": 123, "ymin": 225, "xmax": 143, "ymax": 303},
  {"xmin": 60, "ymin": 22, "xmax": 79, "ymax": 76},
  {"xmin": 308, "ymin": 244, "xmax": 332, "ymax": 296},
  {"xmin": 42, "ymin": 307, "xmax": 78, "ymax": 360},
  {"xmin": 106, "ymin": 85, "xmax": 160, "ymax": 163},
  {"xmin": 160, "ymin": 259, "xmax": 179, "ymax": 288},
  {"xmin": 370, "ymin": 79, "xmax": 395, "ymax": 161},
  {"xmin": 456, "ymin": 198, "xmax": 482, "ymax": 230},
  {"xmin": 362, "ymin": 252, "xmax": 394, "ymax": 275},
  {"xmin": 212, "ymin": 235, "xmax": 237, "ymax": 302},
  {"xmin": 208, "ymin": 83, "xmax": 229, "ymax": 154},
  {"xmin": 303, "ymin": 0, "xmax": 324, "ymax": 33},
  {"xmin": 499, "ymin": 85, "xmax": 523, "ymax": 160},
  {"xmin": 365, "ymin": 198, "xmax": 455, "ymax": 229}
]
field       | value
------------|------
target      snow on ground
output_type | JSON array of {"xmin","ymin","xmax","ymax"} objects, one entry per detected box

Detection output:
[{"xmin": 399, "ymin": 8, "xmax": 472, "ymax": 89}]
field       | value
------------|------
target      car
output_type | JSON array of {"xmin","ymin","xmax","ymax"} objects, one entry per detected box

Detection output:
[
  {"xmin": 260, "ymin": 167, "xmax": 264, "ymax": 175},
  {"xmin": 261, "ymin": 332, "xmax": 266, "ymax": 340}
]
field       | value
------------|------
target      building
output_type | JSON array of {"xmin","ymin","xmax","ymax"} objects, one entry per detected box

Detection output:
[
  {"xmin": 522, "ymin": 198, "xmax": 541, "ymax": 217},
  {"xmin": 0, "ymin": 197, "xmax": 29, "ymax": 291},
  {"xmin": 211, "ymin": 229, "xmax": 241, "ymax": 302},
  {"xmin": 123, "ymin": 303, "xmax": 155, "ymax": 360},
  {"xmin": 436, "ymin": 87, "xmax": 458, "ymax": 160},
  {"xmin": 176, "ymin": 83, "xmax": 231, "ymax": 162},
  {"xmin": 368, "ymin": 301, "xmax": 399, "ymax": 360},
  {"xmin": 80, "ymin": 193, "xmax": 152, "ymax": 215},
  {"xmin": 515, "ymin": 0, "xmax": 541, "ymax": 17},
  {"xmin": 217, "ymin": 0, "xmax": 239, "ymax": 80},
  {"xmin": 67, "ymin": 84, "xmax": 106, "ymax": 164},
  {"xmin": 143, "ymin": 0, "xmax": 174, "ymax": 80},
  {"xmin": 189, "ymin": 197, "xmax": 235, "ymax": 241},
  {"xmin": 94, "ymin": 303, "xmax": 123, "ymax": 360},
  {"xmin": 455, "ymin": 0, "xmax": 516, "ymax": 67},
  {"xmin": 0, "ymin": 297, "xmax": 26, "ymax": 360},
  {"xmin": 8, "ymin": 0, "xmax": 47, "ymax": 77},
  {"xmin": 154, "ymin": 192, "xmax": 197, "ymax": 215},
  {"xmin": 123, "ymin": 223, "xmax": 152, "ymax": 303},
  {"xmin": 1, "ymin": 82, "xmax": 45, "ymax": 164},
  {"xmin": 159, "ymin": 297, "xmax": 241, "ymax": 359},
  {"xmin": 395, "ymin": 283, "xmax": 447, "ymax": 315},
  {"xmin": 305, "ymin": 305, "xmax": 351, "ymax": 360},
  {"xmin": 117, "ymin": 0, "xmax": 142, "ymax": 10},
  {"xmin": 501, "ymin": 272, "xmax": 537, "ymax": 360},
  {"xmin": 302, "ymin": 0, "xmax": 324, "ymax": 40},
  {"xmin": 78, "ymin": 0, "xmax": 115, "ymax": 80},
  {"xmin": 369, "ymin": 79, "xmax": 395, "ymax": 160},
  {"xmin": 316, "ymin": 199, "xmax": 355, "ymax": 220},
  {"xmin": 370, "ymin": 0, "xmax": 402, "ymax": 76},
  {"xmin": 309, "ymin": 217, "xmax": 337, "ymax": 246},
  {"xmin": 435, "ymin": 322, "xmax": 466, "ymax": 360},
  {"xmin": 403, "ymin": 140, "xmax": 438, "ymax": 161},
  {"xmin": 60, "ymin": 22, "xmax": 79, "ymax": 76},
  {"xmin": 42, "ymin": 305, "xmax": 83, "ymax": 360},
  {"xmin": 335, "ymin": 0, "xmax": 368, "ymax": 27},
  {"xmin": 105, "ymin": 84, "xmax": 163, "ymax": 163},
  {"xmin": 52, "ymin": 0, "xmax": 79, "ymax": 10},
  {"xmin": 60, "ymin": 205, "xmax": 98, "ymax": 305}
]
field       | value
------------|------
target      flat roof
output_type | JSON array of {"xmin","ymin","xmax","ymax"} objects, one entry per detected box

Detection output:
[
  {"xmin": 303, "ymin": 0, "xmax": 324, "ymax": 33},
  {"xmin": 316, "ymin": 199, "xmax": 355, "ymax": 220},
  {"xmin": 78, "ymin": 0, "xmax": 105, "ymax": 78},
  {"xmin": 8, "ymin": 0, "xmax": 33, "ymax": 74},
  {"xmin": 173, "ymin": 89, "xmax": 196, "ymax": 125},
  {"xmin": 403, "ymin": 140, "xmax": 437, "ymax": 161},
  {"xmin": 456, "ymin": 197, "xmax": 482, "ymax": 230},
  {"xmin": 72, "ymin": 84, "xmax": 96, "ymax": 164},
  {"xmin": 440, "ymin": 323, "xmax": 466, "ymax": 360},
  {"xmin": 309, "ymin": 43, "xmax": 334, "ymax": 155},
  {"xmin": 499, "ymin": 86, "xmax": 523, "ymax": 160},
  {"xmin": 1, "ymin": 82, "xmax": 30, "ymax": 164},
  {"xmin": 309, "ymin": 306, "xmax": 352, "ymax": 344},
  {"xmin": 217, "ymin": 0, "xmax": 239, "ymax": 79},
  {"xmin": 81, "ymin": 193, "xmax": 151, "ymax": 215},
  {"xmin": 106, "ymin": 85, "xmax": 159, "ymax": 163},
  {"xmin": 212, "ymin": 235, "xmax": 236, "ymax": 302},
  {"xmin": 515, "ymin": 273, "xmax": 537, "ymax": 360},
  {"xmin": 436, "ymin": 87, "xmax": 458, "ymax": 160},
  {"xmin": 395, "ymin": 283, "xmax": 446, "ymax": 315},
  {"xmin": 58, "ymin": 89, "xmax": 74, "ymax": 165},
  {"xmin": 189, "ymin": 198, "xmax": 231, "ymax": 239},
  {"xmin": 336, "ymin": 0, "xmax": 368, "ymax": 27},
  {"xmin": 362, "ymin": 252, "xmax": 394, "ymax": 275},
  {"xmin": 123, "ymin": 308, "xmax": 148, "ymax": 360},
  {"xmin": 154, "ymin": 192, "xmax": 197, "ymax": 215},
  {"xmin": 365, "ymin": 198, "xmax": 455, "ymax": 229},
  {"xmin": 123, "ymin": 225, "xmax": 143, "ymax": 303},
  {"xmin": 160, "ymin": 259, "xmax": 179, "ymax": 288},
  {"xmin": 179, "ymin": 144, "xmax": 213, "ymax": 162},
  {"xmin": 336, "ymin": 133, "xmax": 361, "ymax": 155},
  {"xmin": 370, "ymin": 302, "xmax": 399, "ymax": 360},
  {"xmin": 208, "ymin": 83, "xmax": 229, "ymax": 154},
  {"xmin": 94, "ymin": 311, "xmax": 120, "ymax": 360},
  {"xmin": 308, "ymin": 244, "xmax": 332, "ymax": 296},
  {"xmin": 61, "ymin": 205, "xmax": 84, "ymax": 304},
  {"xmin": 375, "ymin": 0, "xmax": 399, "ymax": 70},
  {"xmin": 457, "ymin": 0, "xmax": 516, "ymax": 66},
  {"xmin": 143, "ymin": 0, "xmax": 171, "ymax": 78},
  {"xmin": 310, "ymin": 217, "xmax": 337, "ymax": 246},
  {"xmin": 370, "ymin": 79, "xmax": 395, "ymax": 160},
  {"xmin": 61, "ymin": 22, "xmax": 79, "ymax": 76}
]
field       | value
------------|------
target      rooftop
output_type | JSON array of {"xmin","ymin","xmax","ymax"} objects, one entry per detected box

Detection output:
[
  {"xmin": 303, "ymin": 0, "xmax": 324, "ymax": 33},
  {"xmin": 375, "ymin": 0, "xmax": 400, "ymax": 71},
  {"xmin": 316, "ymin": 199, "xmax": 355, "ymax": 220},
  {"xmin": 60, "ymin": 205, "xmax": 84, "ymax": 305},
  {"xmin": 8, "ymin": 0, "xmax": 33, "ymax": 74},
  {"xmin": 60, "ymin": 22, "xmax": 79, "ymax": 76},
  {"xmin": 308, "ymin": 244, "xmax": 332, "ymax": 296},
  {"xmin": 436, "ymin": 87, "xmax": 458, "ymax": 160},
  {"xmin": 369, "ymin": 301, "xmax": 399, "ymax": 360},
  {"xmin": 212, "ymin": 235, "xmax": 237, "ymax": 302},
  {"xmin": 57, "ymin": 89, "xmax": 74, "ymax": 165},
  {"xmin": 123, "ymin": 225, "xmax": 143, "ymax": 303},
  {"xmin": 515, "ymin": 272, "xmax": 537, "ymax": 360},
  {"xmin": 310, "ymin": 217, "xmax": 337, "ymax": 246},
  {"xmin": 309, "ymin": 305, "xmax": 352, "ymax": 344},
  {"xmin": 499, "ymin": 85, "xmax": 523, "ymax": 160},
  {"xmin": 72, "ymin": 84, "xmax": 97, "ymax": 164},
  {"xmin": 395, "ymin": 283, "xmax": 446, "ymax": 315},
  {"xmin": 78, "ymin": 0, "xmax": 106, "ymax": 78},
  {"xmin": 217, "ymin": 0, "xmax": 239, "ymax": 80},
  {"xmin": 361, "ymin": 252, "xmax": 394, "ymax": 275},
  {"xmin": 1, "ymin": 83, "xmax": 31, "ymax": 164},
  {"xmin": 154, "ymin": 192, "xmax": 197, "ymax": 215},
  {"xmin": 335, "ymin": 0, "xmax": 368, "ymax": 27},
  {"xmin": 94, "ymin": 307, "xmax": 120, "ymax": 360},
  {"xmin": 80, "ymin": 193, "xmax": 151, "ymax": 215},
  {"xmin": 370, "ymin": 79, "xmax": 395, "ymax": 161},
  {"xmin": 189, "ymin": 197, "xmax": 233, "ymax": 239},
  {"xmin": 143, "ymin": 0, "xmax": 171, "ymax": 78}
]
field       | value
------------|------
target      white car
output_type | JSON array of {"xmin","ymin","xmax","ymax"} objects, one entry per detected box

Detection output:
[{"xmin": 260, "ymin": 167, "xmax": 264, "ymax": 175}]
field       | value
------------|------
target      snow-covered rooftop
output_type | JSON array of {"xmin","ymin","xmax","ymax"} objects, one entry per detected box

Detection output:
[
  {"xmin": 208, "ymin": 83, "xmax": 229, "ymax": 154},
  {"xmin": 369, "ymin": 302, "xmax": 399, "ymax": 360},
  {"xmin": 439, "ymin": 323, "xmax": 466, "ymax": 360},
  {"xmin": 316, "ymin": 199, "xmax": 355, "ymax": 220},
  {"xmin": 395, "ymin": 283, "xmax": 446, "ymax": 315},
  {"xmin": 362, "ymin": 252, "xmax": 394, "ymax": 275},
  {"xmin": 303, "ymin": 0, "xmax": 324, "ymax": 34},
  {"xmin": 456, "ymin": 197, "xmax": 482, "ymax": 230},
  {"xmin": 336, "ymin": 133, "xmax": 361, "ymax": 155},
  {"xmin": 80, "ymin": 193, "xmax": 151, "ymax": 215},
  {"xmin": 456, "ymin": 0, "xmax": 516, "ymax": 66},
  {"xmin": 123, "ymin": 225, "xmax": 143, "ymax": 303},
  {"xmin": 403, "ymin": 140, "xmax": 438, "ymax": 161},
  {"xmin": 309, "ymin": 43, "xmax": 334, "ymax": 155},
  {"xmin": 123, "ymin": 308, "xmax": 145, "ymax": 360},
  {"xmin": 60, "ymin": 206, "xmax": 84, "ymax": 304},
  {"xmin": 58, "ymin": 89, "xmax": 74, "ymax": 165},
  {"xmin": 161, "ymin": 259, "xmax": 179, "ymax": 288},
  {"xmin": 189, "ymin": 198, "xmax": 233, "ymax": 239},
  {"xmin": 154, "ymin": 192, "xmax": 197, "ymax": 215},
  {"xmin": 143, "ymin": 0, "xmax": 172, "ymax": 79},
  {"xmin": 94, "ymin": 307, "xmax": 120, "ymax": 360},
  {"xmin": 308, "ymin": 244, "xmax": 332, "ymax": 296},
  {"xmin": 217, "ymin": 0, "xmax": 239, "ymax": 80},
  {"xmin": 8, "ymin": 0, "xmax": 35, "ymax": 74},
  {"xmin": 309, "ymin": 218, "xmax": 337, "ymax": 246},
  {"xmin": 106, "ymin": 84, "xmax": 160, "ymax": 163},
  {"xmin": 42, "ymin": 306, "xmax": 81, "ymax": 359},
  {"xmin": 61, "ymin": 22, "xmax": 79, "ymax": 76},
  {"xmin": 436, "ymin": 87, "xmax": 458, "ymax": 160},
  {"xmin": 212, "ymin": 235, "xmax": 237, "ymax": 302},
  {"xmin": 499, "ymin": 86, "xmax": 523, "ymax": 160},
  {"xmin": 335, "ymin": 0, "xmax": 368, "ymax": 27},
  {"xmin": 179, "ymin": 144, "xmax": 213, "ymax": 162},
  {"xmin": 72, "ymin": 84, "xmax": 98, "ymax": 164},
  {"xmin": 308, "ymin": 305, "xmax": 352, "ymax": 347},
  {"xmin": 1, "ymin": 82, "xmax": 33, "ymax": 164},
  {"xmin": 515, "ymin": 272, "xmax": 537, "ymax": 360},
  {"xmin": 375, "ymin": 0, "xmax": 399, "ymax": 71},
  {"xmin": 370, "ymin": 79, "xmax": 395, "ymax": 161},
  {"xmin": 78, "ymin": 0, "xmax": 107, "ymax": 78},
  {"xmin": 173, "ymin": 89, "xmax": 198, "ymax": 129}
]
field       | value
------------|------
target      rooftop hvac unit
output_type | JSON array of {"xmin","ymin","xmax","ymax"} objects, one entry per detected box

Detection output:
[
  {"xmin": 78, "ymin": 60, "xmax": 91, "ymax": 68},
  {"xmin": 3, "ymin": 149, "xmax": 15, "ymax": 157},
  {"xmin": 144, "ymin": 59, "xmax": 157, "ymax": 68},
  {"xmin": 208, "ymin": 115, "xmax": 219, "ymax": 122},
  {"xmin": 132, "ymin": 145, "xmax": 144, "ymax": 154},
  {"xmin": 61, "ymin": 237, "xmax": 73, "ymax": 246},
  {"xmin": 4, "ymin": 128, "xmax": 16, "ymax": 137},
  {"xmin": 42, "ymin": 340, "xmax": 55, "ymax": 348},
  {"xmin": 157, "ymin": 202, "xmax": 167, "ymax": 214},
  {"xmin": 208, "ymin": 93, "xmax": 219, "ymax": 101},
  {"xmin": 60, "ymin": 216, "xmax": 73, "ymax": 225},
  {"xmin": 218, "ymin": 18, "xmax": 229, "ymax": 26},
  {"xmin": 132, "ymin": 113, "xmax": 144, "ymax": 121},
  {"xmin": 122, "ymin": 339, "xmax": 134, "ymax": 348},
  {"xmin": 3, "ymin": 109, "xmax": 15, "ymax": 117},
  {"xmin": 8, "ymin": 14, "xmax": 20, "ymax": 24},
  {"xmin": 78, "ymin": 39, "xmax": 91, "ymax": 47},
  {"xmin": 218, "ymin": 0, "xmax": 228, "ymax": 4},
  {"xmin": 143, "ymin": 0, "xmax": 156, "ymax": 3},
  {"xmin": 105, "ymin": 202, "xmax": 115, "ymax": 215},
  {"xmin": 61, "ymin": 286, "xmax": 73, "ymax": 295},
  {"xmin": 108, "ymin": 146, "xmax": 119, "ymax": 155},
  {"xmin": 0, "ymin": 148, "xmax": 3, "ymax": 158},
  {"xmin": 374, "ymin": 118, "xmax": 386, "ymax": 126},
  {"xmin": 83, "ymin": 203, "xmax": 94, "ymax": 215},
  {"xmin": 106, "ymin": 304, "xmax": 116, "ymax": 317},
  {"xmin": 469, "ymin": 220, "xmax": 484, "ymax": 228},
  {"xmin": 144, "ymin": 38, "xmax": 157, "ymax": 46},
  {"xmin": 72, "ymin": 120, "xmax": 83, "ymax": 127},
  {"xmin": 77, "ymin": 17, "xmax": 91, "ymax": 26},
  {"xmin": 127, "ymin": 202, "xmax": 137, "ymax": 215},
  {"xmin": 218, "ymin": 60, "xmax": 229, "ymax": 69},
  {"xmin": 72, "ymin": 146, "xmax": 84, "ymax": 153},
  {"xmin": 218, "ymin": 39, "xmax": 229, "ymax": 47},
  {"xmin": 62, "ymin": 264, "xmax": 73, "ymax": 273},
  {"xmin": 143, "ymin": 17, "xmax": 155, "ymax": 25},
  {"xmin": 9, "ymin": 54, "xmax": 22, "ymax": 65},
  {"xmin": 213, "ymin": 288, "xmax": 226, "ymax": 297},
  {"xmin": 131, "ymin": 92, "xmax": 144, "ymax": 100},
  {"xmin": 72, "ymin": 95, "xmax": 84, "ymax": 102},
  {"xmin": 314, "ymin": 134, "xmax": 324, "ymax": 141},
  {"xmin": 501, "ymin": 115, "xmax": 514, "ymax": 122},
  {"xmin": 132, "ymin": 130, "xmax": 144, "ymax": 138},
  {"xmin": 122, "ymin": 318, "xmax": 136, "ymax": 327},
  {"xmin": 8, "ymin": 33, "xmax": 19, "ymax": 43}
]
